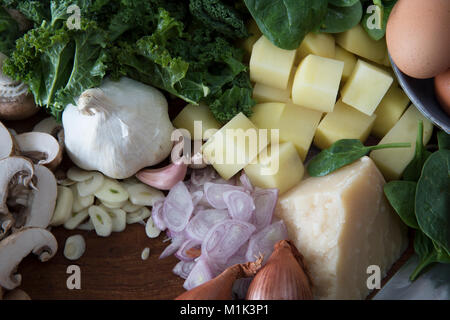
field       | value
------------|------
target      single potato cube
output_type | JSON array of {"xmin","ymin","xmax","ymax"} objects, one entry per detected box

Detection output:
[
  {"xmin": 173, "ymin": 103, "xmax": 221, "ymax": 140},
  {"xmin": 241, "ymin": 19, "xmax": 262, "ymax": 56},
  {"xmin": 245, "ymin": 142, "xmax": 304, "ymax": 194},
  {"xmin": 292, "ymin": 55, "xmax": 344, "ymax": 113},
  {"xmin": 297, "ymin": 32, "xmax": 335, "ymax": 64},
  {"xmin": 250, "ymin": 102, "xmax": 286, "ymax": 129},
  {"xmin": 372, "ymin": 85, "xmax": 410, "ymax": 138},
  {"xmin": 334, "ymin": 45, "xmax": 357, "ymax": 82},
  {"xmin": 253, "ymin": 83, "xmax": 291, "ymax": 104},
  {"xmin": 335, "ymin": 24, "xmax": 387, "ymax": 63},
  {"xmin": 202, "ymin": 113, "xmax": 269, "ymax": 180},
  {"xmin": 370, "ymin": 105, "xmax": 433, "ymax": 181},
  {"xmin": 341, "ymin": 60, "xmax": 393, "ymax": 116},
  {"xmin": 276, "ymin": 156, "xmax": 407, "ymax": 299},
  {"xmin": 314, "ymin": 100, "xmax": 377, "ymax": 150},
  {"xmin": 250, "ymin": 36, "xmax": 296, "ymax": 90}
]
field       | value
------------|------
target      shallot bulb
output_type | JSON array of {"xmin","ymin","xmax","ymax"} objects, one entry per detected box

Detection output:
[
  {"xmin": 175, "ymin": 256, "xmax": 263, "ymax": 300},
  {"xmin": 246, "ymin": 240, "xmax": 313, "ymax": 300}
]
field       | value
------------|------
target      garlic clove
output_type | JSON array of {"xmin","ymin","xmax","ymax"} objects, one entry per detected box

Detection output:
[
  {"xmin": 76, "ymin": 172, "xmax": 104, "ymax": 197},
  {"xmin": 77, "ymin": 218, "xmax": 95, "ymax": 231},
  {"xmin": 126, "ymin": 207, "xmax": 151, "ymax": 225},
  {"xmin": 64, "ymin": 209, "xmax": 89, "ymax": 230},
  {"xmin": 100, "ymin": 205, "xmax": 126, "ymax": 232},
  {"xmin": 145, "ymin": 217, "xmax": 161, "ymax": 238},
  {"xmin": 101, "ymin": 199, "xmax": 126, "ymax": 209},
  {"xmin": 88, "ymin": 205, "xmax": 113, "ymax": 237},
  {"xmin": 94, "ymin": 178, "xmax": 128, "ymax": 204},
  {"xmin": 124, "ymin": 183, "xmax": 164, "ymax": 207},
  {"xmin": 136, "ymin": 161, "xmax": 188, "ymax": 191},
  {"xmin": 70, "ymin": 185, "xmax": 95, "ymax": 213},
  {"xmin": 64, "ymin": 234, "xmax": 86, "ymax": 261},
  {"xmin": 121, "ymin": 201, "xmax": 142, "ymax": 213},
  {"xmin": 50, "ymin": 186, "xmax": 74, "ymax": 226},
  {"xmin": 67, "ymin": 167, "xmax": 94, "ymax": 182}
]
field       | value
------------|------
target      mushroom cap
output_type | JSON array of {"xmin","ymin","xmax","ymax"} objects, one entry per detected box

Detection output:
[
  {"xmin": 0, "ymin": 227, "xmax": 57, "ymax": 290},
  {"xmin": 33, "ymin": 117, "xmax": 64, "ymax": 147},
  {"xmin": 0, "ymin": 54, "xmax": 39, "ymax": 121},
  {"xmin": 0, "ymin": 122, "xmax": 15, "ymax": 160},
  {"xmin": 15, "ymin": 132, "xmax": 63, "ymax": 171},
  {"xmin": 4, "ymin": 288, "xmax": 31, "ymax": 300}
]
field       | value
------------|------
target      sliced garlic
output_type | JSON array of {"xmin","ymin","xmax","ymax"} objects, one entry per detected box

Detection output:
[
  {"xmin": 126, "ymin": 207, "xmax": 151, "ymax": 224},
  {"xmin": 50, "ymin": 186, "xmax": 74, "ymax": 226},
  {"xmin": 58, "ymin": 178, "xmax": 77, "ymax": 187},
  {"xmin": 141, "ymin": 247, "xmax": 150, "ymax": 260},
  {"xmin": 100, "ymin": 206, "xmax": 126, "ymax": 232},
  {"xmin": 77, "ymin": 218, "xmax": 95, "ymax": 231},
  {"xmin": 64, "ymin": 209, "xmax": 89, "ymax": 230},
  {"xmin": 64, "ymin": 235, "xmax": 86, "ymax": 260},
  {"xmin": 88, "ymin": 205, "xmax": 113, "ymax": 237},
  {"xmin": 145, "ymin": 217, "xmax": 161, "ymax": 238},
  {"xmin": 101, "ymin": 199, "xmax": 126, "ymax": 209},
  {"xmin": 95, "ymin": 178, "xmax": 128, "ymax": 204},
  {"xmin": 121, "ymin": 201, "xmax": 142, "ymax": 213},
  {"xmin": 67, "ymin": 167, "xmax": 93, "ymax": 182},
  {"xmin": 126, "ymin": 183, "xmax": 164, "ymax": 207},
  {"xmin": 121, "ymin": 177, "xmax": 140, "ymax": 186},
  {"xmin": 77, "ymin": 172, "xmax": 104, "ymax": 197},
  {"xmin": 71, "ymin": 185, "xmax": 95, "ymax": 213}
]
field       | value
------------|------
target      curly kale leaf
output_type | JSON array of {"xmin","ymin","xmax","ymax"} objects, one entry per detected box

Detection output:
[{"xmin": 189, "ymin": 0, "xmax": 248, "ymax": 39}]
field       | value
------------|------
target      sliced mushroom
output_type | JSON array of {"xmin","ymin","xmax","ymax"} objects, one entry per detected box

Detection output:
[
  {"xmin": 15, "ymin": 132, "xmax": 62, "ymax": 171},
  {"xmin": 5, "ymin": 8, "xmax": 32, "ymax": 32},
  {"xmin": 33, "ymin": 117, "xmax": 64, "ymax": 148},
  {"xmin": 0, "ymin": 227, "xmax": 57, "ymax": 290},
  {"xmin": 0, "ymin": 157, "xmax": 34, "ymax": 239},
  {"xmin": 0, "ymin": 121, "xmax": 15, "ymax": 159},
  {"xmin": 0, "ymin": 53, "xmax": 39, "ymax": 121},
  {"xmin": 4, "ymin": 288, "xmax": 31, "ymax": 300}
]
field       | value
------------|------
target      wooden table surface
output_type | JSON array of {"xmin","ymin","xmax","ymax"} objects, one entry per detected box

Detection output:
[{"xmin": 4, "ymin": 110, "xmax": 413, "ymax": 300}]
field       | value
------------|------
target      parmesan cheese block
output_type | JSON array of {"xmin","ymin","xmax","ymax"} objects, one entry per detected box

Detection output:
[{"xmin": 276, "ymin": 157, "xmax": 407, "ymax": 299}]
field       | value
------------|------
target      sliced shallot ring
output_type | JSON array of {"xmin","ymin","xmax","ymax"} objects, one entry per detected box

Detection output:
[
  {"xmin": 203, "ymin": 183, "xmax": 244, "ymax": 209},
  {"xmin": 239, "ymin": 173, "xmax": 254, "ymax": 193},
  {"xmin": 173, "ymin": 261, "xmax": 196, "ymax": 280},
  {"xmin": 183, "ymin": 258, "xmax": 214, "ymax": 291},
  {"xmin": 185, "ymin": 209, "xmax": 229, "ymax": 243},
  {"xmin": 245, "ymin": 220, "xmax": 288, "ymax": 263},
  {"xmin": 223, "ymin": 190, "xmax": 255, "ymax": 222},
  {"xmin": 175, "ymin": 239, "xmax": 201, "ymax": 262},
  {"xmin": 251, "ymin": 188, "xmax": 279, "ymax": 231},
  {"xmin": 162, "ymin": 182, "xmax": 193, "ymax": 232},
  {"xmin": 159, "ymin": 234, "xmax": 185, "ymax": 259},
  {"xmin": 151, "ymin": 200, "xmax": 166, "ymax": 231}
]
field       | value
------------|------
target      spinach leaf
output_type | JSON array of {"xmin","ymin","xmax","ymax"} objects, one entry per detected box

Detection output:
[
  {"xmin": 403, "ymin": 121, "xmax": 432, "ymax": 182},
  {"xmin": 329, "ymin": 0, "xmax": 360, "ymax": 7},
  {"xmin": 410, "ymin": 230, "xmax": 437, "ymax": 281},
  {"xmin": 244, "ymin": 0, "xmax": 328, "ymax": 50},
  {"xmin": 384, "ymin": 181, "xmax": 418, "ymax": 229},
  {"xmin": 415, "ymin": 149, "xmax": 450, "ymax": 254},
  {"xmin": 437, "ymin": 131, "xmax": 450, "ymax": 150},
  {"xmin": 307, "ymin": 139, "xmax": 411, "ymax": 177},
  {"xmin": 362, "ymin": 0, "xmax": 396, "ymax": 41},
  {"xmin": 320, "ymin": 1, "xmax": 363, "ymax": 33}
]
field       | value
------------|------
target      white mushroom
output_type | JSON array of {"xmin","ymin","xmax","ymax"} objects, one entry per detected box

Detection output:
[
  {"xmin": 33, "ymin": 117, "xmax": 64, "ymax": 148},
  {"xmin": 0, "ymin": 53, "xmax": 39, "ymax": 120},
  {"xmin": 0, "ymin": 157, "xmax": 34, "ymax": 239},
  {"xmin": 0, "ymin": 227, "xmax": 57, "ymax": 290},
  {"xmin": 14, "ymin": 132, "xmax": 63, "ymax": 171},
  {"xmin": 0, "ymin": 121, "xmax": 16, "ymax": 160},
  {"xmin": 4, "ymin": 288, "xmax": 31, "ymax": 300}
]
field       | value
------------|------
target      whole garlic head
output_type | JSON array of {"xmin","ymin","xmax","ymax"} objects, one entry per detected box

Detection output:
[{"xmin": 63, "ymin": 77, "xmax": 174, "ymax": 179}]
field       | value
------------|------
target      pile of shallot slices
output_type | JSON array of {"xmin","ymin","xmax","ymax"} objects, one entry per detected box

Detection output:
[{"xmin": 151, "ymin": 167, "xmax": 288, "ymax": 295}]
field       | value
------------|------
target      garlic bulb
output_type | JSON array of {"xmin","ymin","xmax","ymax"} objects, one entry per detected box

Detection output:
[{"xmin": 62, "ymin": 77, "xmax": 174, "ymax": 179}]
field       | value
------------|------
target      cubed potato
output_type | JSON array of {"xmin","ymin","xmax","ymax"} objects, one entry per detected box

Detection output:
[
  {"xmin": 245, "ymin": 142, "xmax": 304, "ymax": 194},
  {"xmin": 291, "ymin": 55, "xmax": 344, "ymax": 113},
  {"xmin": 241, "ymin": 19, "xmax": 262, "ymax": 56},
  {"xmin": 335, "ymin": 24, "xmax": 387, "ymax": 63},
  {"xmin": 372, "ymin": 85, "xmax": 410, "ymax": 138},
  {"xmin": 314, "ymin": 100, "xmax": 377, "ymax": 150},
  {"xmin": 341, "ymin": 60, "xmax": 393, "ymax": 116},
  {"xmin": 173, "ymin": 103, "xmax": 221, "ymax": 140},
  {"xmin": 202, "ymin": 113, "xmax": 269, "ymax": 180},
  {"xmin": 297, "ymin": 32, "xmax": 335, "ymax": 64},
  {"xmin": 253, "ymin": 83, "xmax": 291, "ymax": 104},
  {"xmin": 250, "ymin": 102, "xmax": 286, "ymax": 129},
  {"xmin": 370, "ymin": 105, "xmax": 433, "ymax": 181},
  {"xmin": 334, "ymin": 45, "xmax": 357, "ymax": 82},
  {"xmin": 250, "ymin": 36, "xmax": 297, "ymax": 90}
]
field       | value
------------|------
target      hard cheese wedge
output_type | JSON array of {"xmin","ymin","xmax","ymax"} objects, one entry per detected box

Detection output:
[
  {"xmin": 314, "ymin": 99, "xmax": 377, "ymax": 150},
  {"xmin": 372, "ymin": 85, "xmax": 410, "ymax": 138},
  {"xmin": 250, "ymin": 36, "xmax": 296, "ymax": 90},
  {"xmin": 276, "ymin": 156, "xmax": 408, "ymax": 299},
  {"xmin": 341, "ymin": 60, "xmax": 393, "ymax": 116},
  {"xmin": 173, "ymin": 103, "xmax": 221, "ymax": 140},
  {"xmin": 370, "ymin": 105, "xmax": 433, "ymax": 181},
  {"xmin": 292, "ymin": 54, "xmax": 344, "ymax": 113},
  {"xmin": 244, "ymin": 142, "xmax": 304, "ymax": 194},
  {"xmin": 202, "ymin": 113, "xmax": 269, "ymax": 180}
]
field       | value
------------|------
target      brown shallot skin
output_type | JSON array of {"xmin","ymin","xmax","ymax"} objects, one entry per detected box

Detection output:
[
  {"xmin": 175, "ymin": 256, "xmax": 263, "ymax": 300},
  {"xmin": 246, "ymin": 240, "xmax": 313, "ymax": 300}
]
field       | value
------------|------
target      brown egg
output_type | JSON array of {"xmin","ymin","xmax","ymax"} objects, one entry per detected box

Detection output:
[
  {"xmin": 435, "ymin": 69, "xmax": 450, "ymax": 116},
  {"xmin": 387, "ymin": 0, "xmax": 450, "ymax": 79}
]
